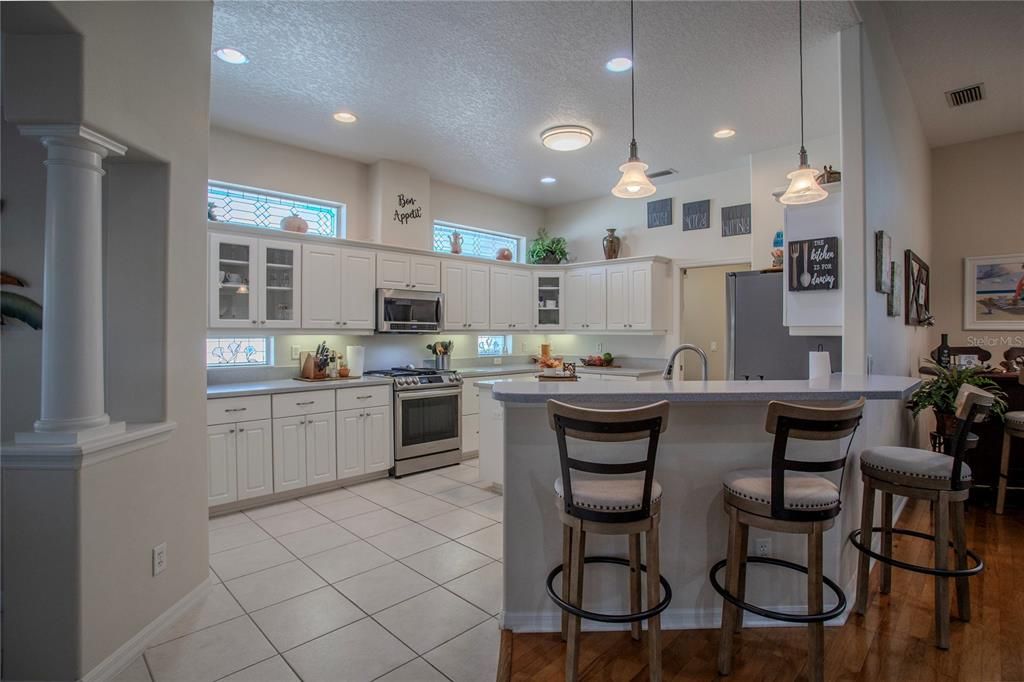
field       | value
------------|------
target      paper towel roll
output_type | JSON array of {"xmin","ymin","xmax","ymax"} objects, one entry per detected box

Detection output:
[
  {"xmin": 809, "ymin": 351, "xmax": 832, "ymax": 380},
  {"xmin": 346, "ymin": 346, "xmax": 365, "ymax": 378}
]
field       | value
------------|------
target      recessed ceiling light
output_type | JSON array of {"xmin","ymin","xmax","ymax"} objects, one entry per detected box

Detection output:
[
  {"xmin": 541, "ymin": 125, "xmax": 593, "ymax": 152},
  {"xmin": 605, "ymin": 57, "xmax": 633, "ymax": 72},
  {"xmin": 713, "ymin": 128, "xmax": 736, "ymax": 139},
  {"xmin": 214, "ymin": 47, "xmax": 249, "ymax": 65},
  {"xmin": 332, "ymin": 111, "xmax": 358, "ymax": 124},
  {"xmin": 540, "ymin": 177, "xmax": 557, "ymax": 184}
]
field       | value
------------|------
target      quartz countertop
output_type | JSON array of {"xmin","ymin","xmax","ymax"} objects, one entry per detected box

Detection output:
[
  {"xmin": 207, "ymin": 376, "xmax": 394, "ymax": 399},
  {"xmin": 456, "ymin": 364, "xmax": 662, "ymax": 379},
  {"xmin": 489, "ymin": 375, "xmax": 920, "ymax": 404}
]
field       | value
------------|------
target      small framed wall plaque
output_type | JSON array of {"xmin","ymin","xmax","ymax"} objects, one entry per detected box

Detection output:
[
  {"xmin": 904, "ymin": 249, "xmax": 932, "ymax": 326},
  {"xmin": 874, "ymin": 230, "xmax": 892, "ymax": 294},
  {"xmin": 788, "ymin": 237, "xmax": 840, "ymax": 292},
  {"xmin": 682, "ymin": 199, "xmax": 710, "ymax": 232},
  {"xmin": 721, "ymin": 203, "xmax": 751, "ymax": 237},
  {"xmin": 646, "ymin": 198, "xmax": 673, "ymax": 229}
]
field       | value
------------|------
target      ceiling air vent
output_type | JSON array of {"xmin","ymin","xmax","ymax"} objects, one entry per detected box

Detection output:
[
  {"xmin": 945, "ymin": 83, "xmax": 985, "ymax": 108},
  {"xmin": 647, "ymin": 168, "xmax": 678, "ymax": 180}
]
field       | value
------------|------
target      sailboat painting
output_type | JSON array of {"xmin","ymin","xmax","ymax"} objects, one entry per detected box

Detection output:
[{"xmin": 964, "ymin": 254, "xmax": 1024, "ymax": 330}]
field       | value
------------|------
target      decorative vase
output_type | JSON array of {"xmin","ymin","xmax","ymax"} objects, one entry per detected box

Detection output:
[
  {"xmin": 450, "ymin": 231, "xmax": 463, "ymax": 255},
  {"xmin": 602, "ymin": 228, "xmax": 621, "ymax": 260},
  {"xmin": 496, "ymin": 247, "xmax": 513, "ymax": 261},
  {"xmin": 281, "ymin": 213, "xmax": 309, "ymax": 233}
]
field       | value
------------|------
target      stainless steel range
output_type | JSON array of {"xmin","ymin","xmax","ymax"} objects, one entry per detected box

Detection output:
[{"xmin": 364, "ymin": 368, "xmax": 463, "ymax": 477}]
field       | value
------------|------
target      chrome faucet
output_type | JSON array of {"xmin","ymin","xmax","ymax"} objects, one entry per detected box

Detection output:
[{"xmin": 663, "ymin": 344, "xmax": 709, "ymax": 381}]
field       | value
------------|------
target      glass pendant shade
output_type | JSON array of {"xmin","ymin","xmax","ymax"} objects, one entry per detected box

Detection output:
[
  {"xmin": 612, "ymin": 155, "xmax": 656, "ymax": 198},
  {"xmin": 779, "ymin": 165, "xmax": 828, "ymax": 205}
]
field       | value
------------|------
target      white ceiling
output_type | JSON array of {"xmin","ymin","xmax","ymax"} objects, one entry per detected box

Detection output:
[
  {"xmin": 210, "ymin": 1, "xmax": 859, "ymax": 207},
  {"xmin": 881, "ymin": 1, "xmax": 1024, "ymax": 149}
]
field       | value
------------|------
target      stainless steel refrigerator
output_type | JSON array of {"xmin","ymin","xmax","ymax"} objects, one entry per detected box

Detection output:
[{"xmin": 726, "ymin": 270, "xmax": 842, "ymax": 380}]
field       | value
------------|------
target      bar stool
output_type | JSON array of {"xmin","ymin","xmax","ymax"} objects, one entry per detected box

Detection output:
[
  {"xmin": 545, "ymin": 400, "xmax": 672, "ymax": 682},
  {"xmin": 851, "ymin": 384, "xmax": 994, "ymax": 650},
  {"xmin": 997, "ymin": 369, "xmax": 1024, "ymax": 514},
  {"xmin": 711, "ymin": 398, "xmax": 865, "ymax": 682}
]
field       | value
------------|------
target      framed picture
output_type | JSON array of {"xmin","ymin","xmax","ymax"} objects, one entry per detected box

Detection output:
[
  {"xmin": 963, "ymin": 254, "xmax": 1024, "ymax": 330},
  {"xmin": 787, "ymin": 237, "xmax": 839, "ymax": 291},
  {"xmin": 646, "ymin": 198, "xmax": 673, "ymax": 229},
  {"xmin": 721, "ymin": 203, "xmax": 751, "ymax": 237},
  {"xmin": 874, "ymin": 230, "xmax": 892, "ymax": 294},
  {"xmin": 682, "ymin": 199, "xmax": 710, "ymax": 232},
  {"xmin": 887, "ymin": 261, "xmax": 902, "ymax": 317},
  {"xmin": 904, "ymin": 249, "xmax": 933, "ymax": 326}
]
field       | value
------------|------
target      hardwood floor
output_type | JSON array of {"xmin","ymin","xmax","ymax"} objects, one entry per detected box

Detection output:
[{"xmin": 501, "ymin": 498, "xmax": 1024, "ymax": 681}]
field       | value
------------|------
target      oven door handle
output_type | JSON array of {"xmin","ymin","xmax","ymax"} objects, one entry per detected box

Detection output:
[{"xmin": 396, "ymin": 388, "xmax": 462, "ymax": 400}]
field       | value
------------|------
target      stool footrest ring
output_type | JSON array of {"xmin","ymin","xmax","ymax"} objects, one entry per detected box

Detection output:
[
  {"xmin": 848, "ymin": 527, "xmax": 984, "ymax": 577},
  {"xmin": 709, "ymin": 556, "xmax": 847, "ymax": 624},
  {"xmin": 546, "ymin": 556, "xmax": 672, "ymax": 624}
]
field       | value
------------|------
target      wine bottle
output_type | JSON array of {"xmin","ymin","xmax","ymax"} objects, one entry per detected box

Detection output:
[{"xmin": 937, "ymin": 333, "xmax": 951, "ymax": 369}]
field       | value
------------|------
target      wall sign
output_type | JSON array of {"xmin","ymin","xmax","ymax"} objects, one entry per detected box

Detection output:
[
  {"xmin": 392, "ymin": 193, "xmax": 422, "ymax": 225},
  {"xmin": 788, "ymin": 237, "xmax": 840, "ymax": 292},
  {"xmin": 647, "ymin": 198, "xmax": 673, "ymax": 229},
  {"xmin": 904, "ymin": 249, "xmax": 932, "ymax": 326},
  {"xmin": 682, "ymin": 199, "xmax": 710, "ymax": 232},
  {"xmin": 721, "ymin": 203, "xmax": 751, "ymax": 237}
]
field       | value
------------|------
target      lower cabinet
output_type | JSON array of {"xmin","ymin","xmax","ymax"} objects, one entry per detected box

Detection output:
[
  {"xmin": 207, "ymin": 424, "xmax": 238, "ymax": 506},
  {"xmin": 337, "ymin": 405, "xmax": 392, "ymax": 478},
  {"xmin": 272, "ymin": 414, "xmax": 309, "ymax": 493},
  {"xmin": 207, "ymin": 419, "xmax": 272, "ymax": 507},
  {"xmin": 306, "ymin": 412, "xmax": 338, "ymax": 485}
]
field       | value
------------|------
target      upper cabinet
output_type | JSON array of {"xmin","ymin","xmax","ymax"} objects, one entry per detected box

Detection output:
[
  {"xmin": 301, "ymin": 243, "xmax": 343, "ymax": 329},
  {"xmin": 258, "ymin": 240, "xmax": 302, "ymax": 328},
  {"xmin": 209, "ymin": 234, "xmax": 260, "ymax": 328},
  {"xmin": 490, "ymin": 267, "xmax": 531, "ymax": 330},
  {"xmin": 607, "ymin": 261, "xmax": 669, "ymax": 331},
  {"xmin": 339, "ymin": 247, "xmax": 377, "ymax": 330},
  {"xmin": 565, "ymin": 267, "xmax": 607, "ymax": 330},
  {"xmin": 442, "ymin": 260, "xmax": 490, "ymax": 330},
  {"xmin": 533, "ymin": 271, "xmax": 564, "ymax": 330},
  {"xmin": 377, "ymin": 253, "xmax": 441, "ymax": 291}
]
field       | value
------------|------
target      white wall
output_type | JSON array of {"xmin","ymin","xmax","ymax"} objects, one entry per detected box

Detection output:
[
  {"xmin": 369, "ymin": 159, "xmax": 433, "ymax": 249},
  {"xmin": 431, "ymin": 179, "xmax": 544, "ymax": 243}
]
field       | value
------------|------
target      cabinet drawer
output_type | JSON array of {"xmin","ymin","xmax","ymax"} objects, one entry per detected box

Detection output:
[
  {"xmin": 272, "ymin": 390, "xmax": 335, "ymax": 418},
  {"xmin": 336, "ymin": 385, "xmax": 391, "ymax": 411},
  {"xmin": 207, "ymin": 395, "xmax": 271, "ymax": 426}
]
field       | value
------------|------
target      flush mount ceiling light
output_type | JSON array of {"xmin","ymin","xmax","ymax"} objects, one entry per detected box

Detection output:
[
  {"xmin": 605, "ymin": 57, "xmax": 633, "ymax": 72},
  {"xmin": 779, "ymin": 0, "xmax": 828, "ymax": 206},
  {"xmin": 540, "ymin": 177, "xmax": 558, "ymax": 184},
  {"xmin": 611, "ymin": 0, "xmax": 656, "ymax": 199},
  {"xmin": 214, "ymin": 47, "xmax": 249, "ymax": 65},
  {"xmin": 713, "ymin": 128, "xmax": 736, "ymax": 139},
  {"xmin": 332, "ymin": 111, "xmax": 358, "ymax": 124},
  {"xmin": 540, "ymin": 125, "xmax": 593, "ymax": 152}
]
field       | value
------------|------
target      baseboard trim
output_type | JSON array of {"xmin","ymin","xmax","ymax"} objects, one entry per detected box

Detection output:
[{"xmin": 81, "ymin": 576, "xmax": 211, "ymax": 682}]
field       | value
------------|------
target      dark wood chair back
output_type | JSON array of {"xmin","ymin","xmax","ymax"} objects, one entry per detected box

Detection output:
[{"xmin": 946, "ymin": 385, "xmax": 996, "ymax": 489}]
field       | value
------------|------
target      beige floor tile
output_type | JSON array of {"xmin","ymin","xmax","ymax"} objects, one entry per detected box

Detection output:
[
  {"xmin": 374, "ymin": 587, "xmax": 490, "ymax": 655},
  {"xmin": 208, "ymin": 521, "xmax": 271, "ymax": 554},
  {"xmin": 456, "ymin": 524, "xmax": 502, "ymax": 560},
  {"xmin": 210, "ymin": 568, "xmax": 222, "ymax": 585},
  {"xmin": 420, "ymin": 508, "xmax": 495, "ymax": 539},
  {"xmin": 400, "ymin": 541, "xmax": 493, "ymax": 584},
  {"xmin": 145, "ymin": 616, "xmax": 274, "ymax": 682},
  {"xmin": 464, "ymin": 496, "xmax": 503, "ymax": 522},
  {"xmin": 209, "ymin": 539, "xmax": 293, "ymax": 581},
  {"xmin": 423, "ymin": 619, "xmax": 501, "ymax": 682},
  {"xmin": 315, "ymin": 495, "xmax": 381, "ymax": 521},
  {"xmin": 395, "ymin": 473, "xmax": 464, "ymax": 495},
  {"xmin": 375, "ymin": 658, "xmax": 448, "ymax": 681},
  {"xmin": 111, "ymin": 655, "xmax": 151, "ymax": 682},
  {"xmin": 303, "ymin": 540, "xmax": 393, "ymax": 583},
  {"xmin": 244, "ymin": 499, "xmax": 307, "ymax": 520},
  {"xmin": 225, "ymin": 560, "xmax": 326, "ymax": 612},
  {"xmin": 366, "ymin": 524, "xmax": 448, "ymax": 559},
  {"xmin": 250, "ymin": 586, "xmax": 363, "ymax": 652},
  {"xmin": 334, "ymin": 562, "xmax": 435, "ymax": 614},
  {"xmin": 151, "ymin": 584, "xmax": 244, "ymax": 646},
  {"xmin": 220, "ymin": 656, "xmax": 298, "ymax": 681},
  {"xmin": 208, "ymin": 512, "xmax": 249, "ymax": 531},
  {"xmin": 336, "ymin": 508, "xmax": 413, "ymax": 538},
  {"xmin": 276, "ymin": 522, "xmax": 358, "ymax": 558},
  {"xmin": 461, "ymin": 457, "xmax": 479, "ymax": 468},
  {"xmin": 284, "ymin": 618, "xmax": 415, "ymax": 682},
  {"xmin": 349, "ymin": 480, "xmax": 426, "ymax": 506},
  {"xmin": 432, "ymin": 484, "xmax": 497, "ymax": 508},
  {"xmin": 436, "ymin": 464, "xmax": 481, "ymax": 484},
  {"xmin": 253, "ymin": 507, "xmax": 331, "ymax": 537},
  {"xmin": 299, "ymin": 487, "xmax": 355, "ymax": 507},
  {"xmin": 444, "ymin": 561, "xmax": 502, "ymax": 615},
  {"xmin": 389, "ymin": 495, "xmax": 459, "ymax": 521}
]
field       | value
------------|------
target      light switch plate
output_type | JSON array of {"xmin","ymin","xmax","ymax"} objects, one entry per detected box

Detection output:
[{"xmin": 290, "ymin": 345, "xmax": 301, "ymax": 360}]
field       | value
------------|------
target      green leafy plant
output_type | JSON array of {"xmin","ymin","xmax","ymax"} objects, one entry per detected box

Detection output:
[
  {"xmin": 528, "ymin": 229, "xmax": 568, "ymax": 265},
  {"xmin": 907, "ymin": 360, "xmax": 1007, "ymax": 420}
]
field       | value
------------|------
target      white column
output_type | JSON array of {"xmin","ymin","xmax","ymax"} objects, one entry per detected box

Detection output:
[{"xmin": 16, "ymin": 125, "xmax": 127, "ymax": 445}]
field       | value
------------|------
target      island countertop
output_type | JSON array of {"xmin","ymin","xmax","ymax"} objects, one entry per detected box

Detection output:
[{"xmin": 490, "ymin": 374, "xmax": 919, "ymax": 404}]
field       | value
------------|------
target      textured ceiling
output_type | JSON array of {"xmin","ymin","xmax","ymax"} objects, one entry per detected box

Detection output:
[
  {"xmin": 881, "ymin": 1, "xmax": 1024, "ymax": 149},
  {"xmin": 211, "ymin": 1, "xmax": 858, "ymax": 207}
]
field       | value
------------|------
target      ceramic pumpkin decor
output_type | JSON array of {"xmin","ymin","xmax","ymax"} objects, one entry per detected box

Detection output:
[{"xmin": 280, "ymin": 212, "xmax": 309, "ymax": 233}]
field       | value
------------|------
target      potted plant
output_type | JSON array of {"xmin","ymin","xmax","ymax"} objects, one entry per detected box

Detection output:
[
  {"xmin": 528, "ymin": 229, "xmax": 568, "ymax": 265},
  {"xmin": 907, "ymin": 360, "xmax": 1007, "ymax": 435}
]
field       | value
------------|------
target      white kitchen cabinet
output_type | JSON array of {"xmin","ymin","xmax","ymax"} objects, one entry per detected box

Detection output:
[
  {"xmin": 207, "ymin": 424, "xmax": 238, "ymax": 506},
  {"xmin": 339, "ymin": 247, "xmax": 377, "ymax": 330},
  {"xmin": 565, "ymin": 267, "xmax": 606, "ymax": 330},
  {"xmin": 462, "ymin": 413, "xmax": 480, "ymax": 454},
  {"xmin": 442, "ymin": 261, "xmax": 490, "ymax": 330},
  {"xmin": 377, "ymin": 253, "xmax": 441, "ymax": 291},
  {"xmin": 364, "ymin": 405, "xmax": 392, "ymax": 473},
  {"xmin": 607, "ymin": 262, "xmax": 653, "ymax": 330},
  {"xmin": 301, "ymin": 243, "xmax": 343, "ymax": 328},
  {"xmin": 478, "ymin": 388, "xmax": 503, "ymax": 487},
  {"xmin": 272, "ymin": 414, "xmax": 309, "ymax": 493},
  {"xmin": 305, "ymin": 412, "xmax": 338, "ymax": 485},
  {"xmin": 490, "ymin": 267, "xmax": 532, "ymax": 330},
  {"xmin": 209, "ymin": 234, "xmax": 260, "ymax": 328},
  {"xmin": 258, "ymin": 239, "xmax": 302, "ymax": 329},
  {"xmin": 533, "ymin": 271, "xmax": 564, "ymax": 330},
  {"xmin": 337, "ymin": 404, "xmax": 392, "ymax": 479},
  {"xmin": 235, "ymin": 419, "xmax": 273, "ymax": 500}
]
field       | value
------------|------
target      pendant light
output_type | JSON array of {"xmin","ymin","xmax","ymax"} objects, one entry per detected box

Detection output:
[
  {"xmin": 611, "ymin": 0, "xmax": 656, "ymax": 199},
  {"xmin": 779, "ymin": 0, "xmax": 828, "ymax": 206}
]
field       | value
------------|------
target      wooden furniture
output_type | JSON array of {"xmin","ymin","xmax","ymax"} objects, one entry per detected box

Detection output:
[
  {"xmin": 711, "ymin": 398, "xmax": 866, "ymax": 682},
  {"xmin": 928, "ymin": 345, "xmax": 993, "ymax": 365},
  {"xmin": 852, "ymin": 384, "xmax": 994, "ymax": 650},
  {"xmin": 545, "ymin": 400, "xmax": 672, "ymax": 682},
  {"xmin": 1001, "ymin": 347, "xmax": 1024, "ymax": 372},
  {"xmin": 997, "ymin": 369, "xmax": 1024, "ymax": 514}
]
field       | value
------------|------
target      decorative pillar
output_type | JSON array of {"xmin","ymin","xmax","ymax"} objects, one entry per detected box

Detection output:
[{"xmin": 16, "ymin": 125, "xmax": 127, "ymax": 444}]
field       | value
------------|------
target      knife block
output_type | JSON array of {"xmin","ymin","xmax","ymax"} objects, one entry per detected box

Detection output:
[{"xmin": 299, "ymin": 353, "xmax": 327, "ymax": 380}]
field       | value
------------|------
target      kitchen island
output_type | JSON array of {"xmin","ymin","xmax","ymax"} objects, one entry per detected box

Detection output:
[{"xmin": 490, "ymin": 375, "xmax": 919, "ymax": 632}]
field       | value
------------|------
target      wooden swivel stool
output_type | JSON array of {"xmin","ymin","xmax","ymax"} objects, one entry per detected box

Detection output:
[{"xmin": 997, "ymin": 369, "xmax": 1024, "ymax": 514}]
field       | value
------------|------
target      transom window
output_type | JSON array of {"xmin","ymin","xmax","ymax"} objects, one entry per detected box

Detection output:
[
  {"xmin": 433, "ymin": 221, "xmax": 521, "ymax": 262},
  {"xmin": 477, "ymin": 335, "xmax": 511, "ymax": 357},
  {"xmin": 208, "ymin": 181, "xmax": 343, "ymax": 238},
  {"xmin": 207, "ymin": 337, "xmax": 272, "ymax": 367}
]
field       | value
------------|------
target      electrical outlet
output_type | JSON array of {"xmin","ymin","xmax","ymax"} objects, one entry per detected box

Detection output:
[
  {"xmin": 596, "ymin": 342, "xmax": 603, "ymax": 353},
  {"xmin": 755, "ymin": 538, "xmax": 771, "ymax": 558},
  {"xmin": 152, "ymin": 543, "xmax": 167, "ymax": 576},
  {"xmin": 493, "ymin": 357, "xmax": 502, "ymax": 365},
  {"xmin": 290, "ymin": 345, "xmax": 300, "ymax": 360},
  {"xmin": 710, "ymin": 340, "xmax": 718, "ymax": 352}
]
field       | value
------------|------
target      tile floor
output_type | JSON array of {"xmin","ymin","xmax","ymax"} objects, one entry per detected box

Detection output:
[{"xmin": 119, "ymin": 460, "xmax": 503, "ymax": 682}]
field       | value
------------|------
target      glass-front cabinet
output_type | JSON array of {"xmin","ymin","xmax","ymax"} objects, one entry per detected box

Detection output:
[
  {"xmin": 209, "ymin": 233, "xmax": 302, "ymax": 328},
  {"xmin": 533, "ymin": 271, "xmax": 564, "ymax": 330},
  {"xmin": 258, "ymin": 239, "xmax": 301, "ymax": 328}
]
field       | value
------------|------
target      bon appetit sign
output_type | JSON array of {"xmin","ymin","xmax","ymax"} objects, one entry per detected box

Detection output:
[{"xmin": 788, "ymin": 237, "xmax": 840, "ymax": 292}]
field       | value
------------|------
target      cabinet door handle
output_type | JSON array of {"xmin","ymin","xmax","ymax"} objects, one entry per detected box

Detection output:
[
  {"xmin": 356, "ymin": 394, "xmax": 372, "ymax": 400},
  {"xmin": 238, "ymin": 427, "xmax": 245, "ymax": 432},
  {"xmin": 335, "ymin": 321, "xmax": 341, "ymax": 325},
  {"xmin": 225, "ymin": 407, "xmax": 247, "ymax": 413},
  {"xmin": 296, "ymin": 400, "xmax": 315, "ymax": 406},
  {"xmin": 299, "ymin": 419, "xmax": 306, "ymax": 425},
  {"xmin": 342, "ymin": 321, "xmax": 347, "ymax": 325},
  {"xmin": 251, "ymin": 320, "xmax": 258, "ymax": 325},
  {"xmin": 229, "ymin": 428, "xmax": 235, "ymax": 433}
]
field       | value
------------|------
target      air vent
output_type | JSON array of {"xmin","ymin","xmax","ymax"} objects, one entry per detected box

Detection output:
[
  {"xmin": 647, "ymin": 168, "xmax": 678, "ymax": 180},
  {"xmin": 945, "ymin": 83, "xmax": 985, "ymax": 107}
]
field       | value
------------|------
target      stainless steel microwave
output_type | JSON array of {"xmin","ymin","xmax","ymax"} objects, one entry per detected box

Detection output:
[{"xmin": 376, "ymin": 289, "xmax": 444, "ymax": 333}]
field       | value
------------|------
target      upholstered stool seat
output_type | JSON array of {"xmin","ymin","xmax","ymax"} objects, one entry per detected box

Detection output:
[
  {"xmin": 1005, "ymin": 411, "xmax": 1024, "ymax": 433},
  {"xmin": 861, "ymin": 446, "xmax": 973, "ymax": 489},
  {"xmin": 555, "ymin": 476, "xmax": 663, "ymax": 513},
  {"xmin": 723, "ymin": 469, "xmax": 839, "ymax": 515}
]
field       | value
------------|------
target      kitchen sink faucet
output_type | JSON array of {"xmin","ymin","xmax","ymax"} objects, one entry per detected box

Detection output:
[{"xmin": 663, "ymin": 344, "xmax": 709, "ymax": 381}]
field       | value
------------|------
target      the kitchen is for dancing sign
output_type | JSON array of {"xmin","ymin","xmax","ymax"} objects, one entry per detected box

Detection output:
[{"xmin": 788, "ymin": 237, "xmax": 840, "ymax": 291}]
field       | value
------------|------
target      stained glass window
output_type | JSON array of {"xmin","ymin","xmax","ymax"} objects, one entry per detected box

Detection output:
[
  {"xmin": 433, "ymin": 222, "xmax": 521, "ymax": 262},
  {"xmin": 477, "ymin": 335, "xmax": 510, "ymax": 356},
  {"xmin": 208, "ymin": 182, "xmax": 342, "ymax": 238},
  {"xmin": 207, "ymin": 337, "xmax": 272, "ymax": 367}
]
